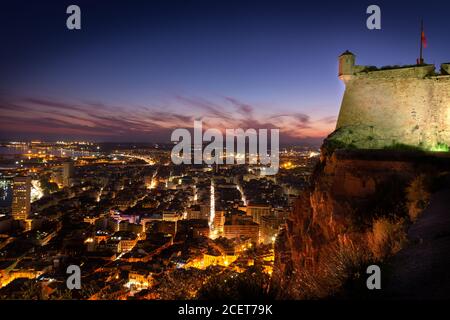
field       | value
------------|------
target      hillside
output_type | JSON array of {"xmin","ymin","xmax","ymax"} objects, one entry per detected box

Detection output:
[
  {"xmin": 381, "ymin": 188, "xmax": 450, "ymax": 299},
  {"xmin": 273, "ymin": 145, "xmax": 450, "ymax": 299}
]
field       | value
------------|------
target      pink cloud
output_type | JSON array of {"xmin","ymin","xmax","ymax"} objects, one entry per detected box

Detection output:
[{"xmin": 0, "ymin": 96, "xmax": 336, "ymax": 143}]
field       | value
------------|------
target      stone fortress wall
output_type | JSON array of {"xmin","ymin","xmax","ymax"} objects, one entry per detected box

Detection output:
[{"xmin": 334, "ymin": 51, "xmax": 450, "ymax": 150}]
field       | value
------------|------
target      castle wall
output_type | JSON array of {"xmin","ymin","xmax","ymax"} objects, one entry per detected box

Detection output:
[
  {"xmin": 336, "ymin": 72, "xmax": 450, "ymax": 149},
  {"xmin": 442, "ymin": 63, "xmax": 450, "ymax": 75}
]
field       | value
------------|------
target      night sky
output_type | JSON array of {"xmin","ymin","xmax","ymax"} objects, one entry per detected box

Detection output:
[{"xmin": 1, "ymin": 0, "xmax": 449, "ymax": 144}]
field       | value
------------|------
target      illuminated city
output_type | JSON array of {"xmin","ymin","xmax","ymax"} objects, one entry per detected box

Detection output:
[
  {"xmin": 0, "ymin": 140, "xmax": 318, "ymax": 299},
  {"xmin": 1, "ymin": 0, "xmax": 450, "ymax": 308}
]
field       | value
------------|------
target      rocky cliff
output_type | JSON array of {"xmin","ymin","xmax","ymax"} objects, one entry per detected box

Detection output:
[{"xmin": 274, "ymin": 144, "xmax": 450, "ymax": 299}]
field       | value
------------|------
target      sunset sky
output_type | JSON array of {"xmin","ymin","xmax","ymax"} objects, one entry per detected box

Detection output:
[{"xmin": 1, "ymin": 0, "xmax": 449, "ymax": 144}]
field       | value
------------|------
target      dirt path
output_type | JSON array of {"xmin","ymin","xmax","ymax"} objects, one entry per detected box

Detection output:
[{"xmin": 382, "ymin": 189, "xmax": 450, "ymax": 299}]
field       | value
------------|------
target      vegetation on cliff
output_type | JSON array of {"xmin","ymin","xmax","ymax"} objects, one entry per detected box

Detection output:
[
  {"xmin": 323, "ymin": 127, "xmax": 450, "ymax": 155},
  {"xmin": 197, "ymin": 266, "xmax": 273, "ymax": 300},
  {"xmin": 273, "ymin": 147, "xmax": 447, "ymax": 299}
]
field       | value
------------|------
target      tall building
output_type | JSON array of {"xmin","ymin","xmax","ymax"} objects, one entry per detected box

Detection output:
[
  {"xmin": 213, "ymin": 210, "xmax": 225, "ymax": 235},
  {"xmin": 62, "ymin": 161, "xmax": 74, "ymax": 187},
  {"xmin": 223, "ymin": 219, "xmax": 259, "ymax": 243},
  {"xmin": 186, "ymin": 205, "xmax": 210, "ymax": 221},
  {"xmin": 260, "ymin": 215, "xmax": 282, "ymax": 244},
  {"xmin": 247, "ymin": 203, "xmax": 271, "ymax": 225},
  {"xmin": 12, "ymin": 176, "xmax": 31, "ymax": 220}
]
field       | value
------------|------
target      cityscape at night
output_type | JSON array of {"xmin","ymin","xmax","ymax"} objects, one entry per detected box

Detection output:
[
  {"xmin": 1, "ymin": 0, "xmax": 450, "ymax": 314},
  {"xmin": 0, "ymin": 140, "xmax": 319, "ymax": 299}
]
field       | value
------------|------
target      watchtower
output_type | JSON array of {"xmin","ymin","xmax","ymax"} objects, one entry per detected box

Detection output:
[{"xmin": 338, "ymin": 50, "xmax": 355, "ymax": 83}]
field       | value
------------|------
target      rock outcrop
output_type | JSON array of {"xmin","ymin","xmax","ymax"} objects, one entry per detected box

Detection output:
[{"xmin": 274, "ymin": 144, "xmax": 450, "ymax": 298}]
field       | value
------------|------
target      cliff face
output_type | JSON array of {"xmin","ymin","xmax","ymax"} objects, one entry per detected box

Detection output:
[{"xmin": 274, "ymin": 147, "xmax": 450, "ymax": 298}]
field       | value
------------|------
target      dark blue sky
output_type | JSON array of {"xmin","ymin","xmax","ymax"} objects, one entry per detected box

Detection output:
[{"xmin": 1, "ymin": 0, "xmax": 449, "ymax": 143}]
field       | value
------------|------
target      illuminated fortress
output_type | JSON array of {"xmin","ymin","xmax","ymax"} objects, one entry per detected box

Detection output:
[{"xmin": 332, "ymin": 51, "xmax": 450, "ymax": 151}]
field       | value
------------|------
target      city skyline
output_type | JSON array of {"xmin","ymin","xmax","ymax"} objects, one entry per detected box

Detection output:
[{"xmin": 1, "ymin": 0, "xmax": 450, "ymax": 143}]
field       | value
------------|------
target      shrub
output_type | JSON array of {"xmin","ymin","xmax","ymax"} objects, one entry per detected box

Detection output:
[
  {"xmin": 383, "ymin": 143, "xmax": 424, "ymax": 152},
  {"xmin": 197, "ymin": 266, "xmax": 273, "ymax": 300},
  {"xmin": 406, "ymin": 175, "xmax": 431, "ymax": 221},
  {"xmin": 321, "ymin": 138, "xmax": 356, "ymax": 157},
  {"xmin": 280, "ymin": 234, "xmax": 371, "ymax": 299},
  {"xmin": 367, "ymin": 218, "xmax": 407, "ymax": 260},
  {"xmin": 431, "ymin": 142, "xmax": 449, "ymax": 152},
  {"xmin": 279, "ymin": 217, "xmax": 408, "ymax": 299},
  {"xmin": 362, "ymin": 66, "xmax": 378, "ymax": 72}
]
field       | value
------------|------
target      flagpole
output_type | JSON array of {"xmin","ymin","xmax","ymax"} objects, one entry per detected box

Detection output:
[{"xmin": 419, "ymin": 19, "xmax": 423, "ymax": 65}]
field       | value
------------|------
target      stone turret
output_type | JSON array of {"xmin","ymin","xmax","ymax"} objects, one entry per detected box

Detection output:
[{"xmin": 338, "ymin": 50, "xmax": 355, "ymax": 82}]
